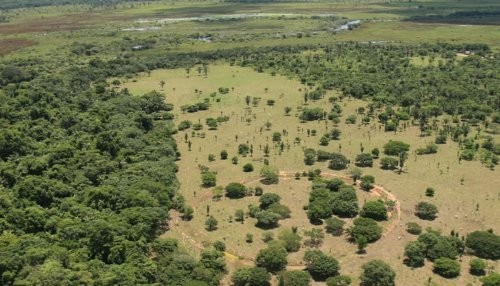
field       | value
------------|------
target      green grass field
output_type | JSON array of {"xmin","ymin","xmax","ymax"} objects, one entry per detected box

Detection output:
[
  {"xmin": 122, "ymin": 63, "xmax": 499, "ymax": 286},
  {"xmin": 3, "ymin": 0, "xmax": 500, "ymax": 59}
]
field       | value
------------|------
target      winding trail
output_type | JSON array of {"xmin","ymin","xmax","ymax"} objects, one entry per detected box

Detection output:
[{"xmin": 167, "ymin": 170, "xmax": 401, "ymax": 266}]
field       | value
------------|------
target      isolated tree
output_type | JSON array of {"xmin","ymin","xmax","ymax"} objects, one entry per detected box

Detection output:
[
  {"xmin": 320, "ymin": 135, "xmax": 330, "ymax": 146},
  {"xmin": 284, "ymin": 106, "xmax": 292, "ymax": 116},
  {"xmin": 398, "ymin": 151, "xmax": 408, "ymax": 173},
  {"xmin": 243, "ymin": 163, "xmax": 254, "ymax": 172},
  {"xmin": 205, "ymin": 216, "xmax": 218, "ymax": 231},
  {"xmin": 383, "ymin": 140, "xmax": 410, "ymax": 156},
  {"xmin": 232, "ymin": 156, "xmax": 239, "ymax": 164},
  {"xmin": 404, "ymin": 241, "xmax": 426, "ymax": 267},
  {"xmin": 256, "ymin": 245, "xmax": 288, "ymax": 273},
  {"xmin": 235, "ymin": 209, "xmax": 245, "ymax": 223},
  {"xmin": 328, "ymin": 153, "xmax": 349, "ymax": 170},
  {"xmin": 355, "ymin": 153, "xmax": 373, "ymax": 167},
  {"xmin": 201, "ymin": 172, "xmax": 217, "ymax": 187},
  {"xmin": 415, "ymin": 202, "xmax": 438, "ymax": 220},
  {"xmin": 225, "ymin": 182, "xmax": 247, "ymax": 199},
  {"xmin": 361, "ymin": 200, "xmax": 387, "ymax": 221},
  {"xmin": 360, "ymin": 260, "xmax": 395, "ymax": 286},
  {"xmin": 425, "ymin": 187, "xmax": 435, "ymax": 197},
  {"xmin": 238, "ymin": 144, "xmax": 250, "ymax": 156},
  {"xmin": 220, "ymin": 150, "xmax": 228, "ymax": 160},
  {"xmin": 303, "ymin": 250, "xmax": 340, "ymax": 280},
  {"xmin": 433, "ymin": 257, "xmax": 460, "ymax": 278},
  {"xmin": 159, "ymin": 80, "xmax": 165, "ymax": 89},
  {"xmin": 272, "ymin": 132, "xmax": 282, "ymax": 142}
]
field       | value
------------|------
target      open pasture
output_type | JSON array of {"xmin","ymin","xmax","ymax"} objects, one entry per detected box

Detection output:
[{"xmin": 123, "ymin": 63, "xmax": 499, "ymax": 285}]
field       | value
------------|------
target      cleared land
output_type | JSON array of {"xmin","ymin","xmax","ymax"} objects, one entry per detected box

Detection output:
[{"xmin": 123, "ymin": 63, "xmax": 499, "ymax": 285}]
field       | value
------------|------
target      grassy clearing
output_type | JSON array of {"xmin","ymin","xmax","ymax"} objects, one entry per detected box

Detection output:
[
  {"xmin": 335, "ymin": 21, "xmax": 500, "ymax": 50},
  {"xmin": 123, "ymin": 63, "xmax": 499, "ymax": 285}
]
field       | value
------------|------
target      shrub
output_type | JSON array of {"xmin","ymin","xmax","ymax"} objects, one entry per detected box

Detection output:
[
  {"xmin": 282, "ymin": 271, "xmax": 311, "ymax": 286},
  {"xmin": 355, "ymin": 153, "xmax": 373, "ymax": 167},
  {"xmin": 328, "ymin": 153, "xmax": 349, "ymax": 170},
  {"xmin": 205, "ymin": 216, "xmax": 218, "ymax": 231},
  {"xmin": 254, "ymin": 186, "xmax": 263, "ymax": 196},
  {"xmin": 469, "ymin": 258, "xmax": 486, "ymax": 276},
  {"xmin": 243, "ymin": 163, "xmax": 254, "ymax": 172},
  {"xmin": 260, "ymin": 166, "xmax": 279, "ymax": 184},
  {"xmin": 360, "ymin": 260, "xmax": 395, "ymax": 286},
  {"xmin": 325, "ymin": 217, "xmax": 345, "ymax": 236},
  {"xmin": 303, "ymin": 250, "xmax": 340, "ymax": 280},
  {"xmin": 326, "ymin": 275, "xmax": 352, "ymax": 286},
  {"xmin": 278, "ymin": 228, "xmax": 302, "ymax": 252},
  {"xmin": 220, "ymin": 150, "xmax": 228, "ymax": 160},
  {"xmin": 201, "ymin": 171, "xmax": 216, "ymax": 187},
  {"xmin": 383, "ymin": 140, "xmax": 410, "ymax": 156},
  {"xmin": 360, "ymin": 175, "xmax": 375, "ymax": 191},
  {"xmin": 380, "ymin": 157, "xmax": 398, "ymax": 170},
  {"xmin": 256, "ymin": 245, "xmax": 288, "ymax": 273},
  {"xmin": 349, "ymin": 217, "xmax": 382, "ymax": 243},
  {"xmin": 406, "ymin": 222, "xmax": 422, "ymax": 235},
  {"xmin": 255, "ymin": 210, "xmax": 281, "ymax": 228},
  {"xmin": 415, "ymin": 202, "xmax": 438, "ymax": 220},
  {"xmin": 465, "ymin": 231, "xmax": 500, "ymax": 260},
  {"xmin": 225, "ymin": 182, "xmax": 247, "ymax": 199},
  {"xmin": 481, "ymin": 272, "xmax": 500, "ymax": 286},
  {"xmin": 416, "ymin": 143, "xmax": 438, "ymax": 155},
  {"xmin": 259, "ymin": 193, "xmax": 281, "ymax": 209},
  {"xmin": 433, "ymin": 257, "xmax": 460, "ymax": 278}
]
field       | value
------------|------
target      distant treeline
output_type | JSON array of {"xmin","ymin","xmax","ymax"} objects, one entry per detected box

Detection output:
[
  {"xmin": 406, "ymin": 10, "xmax": 500, "ymax": 25},
  {"xmin": 0, "ymin": 0, "xmax": 158, "ymax": 10}
]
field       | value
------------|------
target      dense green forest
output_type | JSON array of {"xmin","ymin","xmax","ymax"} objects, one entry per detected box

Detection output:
[{"xmin": 0, "ymin": 54, "xmax": 227, "ymax": 285}]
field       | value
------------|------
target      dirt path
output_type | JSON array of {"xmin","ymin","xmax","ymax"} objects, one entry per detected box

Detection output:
[{"xmin": 167, "ymin": 170, "xmax": 402, "ymax": 265}]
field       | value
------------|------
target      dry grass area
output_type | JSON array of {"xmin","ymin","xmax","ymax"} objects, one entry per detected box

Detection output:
[{"xmin": 122, "ymin": 64, "xmax": 499, "ymax": 286}]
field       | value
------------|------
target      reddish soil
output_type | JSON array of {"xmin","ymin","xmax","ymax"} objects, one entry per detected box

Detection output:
[
  {"xmin": 0, "ymin": 13, "xmax": 132, "ymax": 35},
  {"xmin": 0, "ymin": 38, "xmax": 37, "ymax": 55}
]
